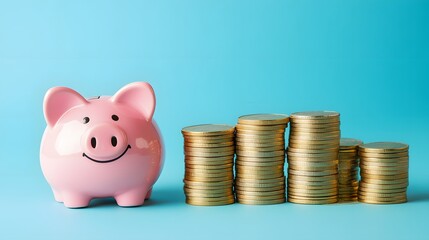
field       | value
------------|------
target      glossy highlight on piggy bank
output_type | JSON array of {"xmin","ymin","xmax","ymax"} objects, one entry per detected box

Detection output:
[{"xmin": 40, "ymin": 82, "xmax": 164, "ymax": 208}]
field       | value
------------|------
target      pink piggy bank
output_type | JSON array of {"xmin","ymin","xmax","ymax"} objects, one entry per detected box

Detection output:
[{"xmin": 40, "ymin": 82, "xmax": 164, "ymax": 208}]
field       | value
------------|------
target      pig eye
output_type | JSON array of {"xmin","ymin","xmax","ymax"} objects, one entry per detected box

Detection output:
[
  {"xmin": 83, "ymin": 117, "xmax": 90, "ymax": 124},
  {"xmin": 111, "ymin": 115, "xmax": 119, "ymax": 121}
]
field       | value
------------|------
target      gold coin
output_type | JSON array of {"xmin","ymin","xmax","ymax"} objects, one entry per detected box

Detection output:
[
  {"xmin": 360, "ymin": 172, "xmax": 408, "ymax": 180},
  {"xmin": 287, "ymin": 196, "xmax": 338, "ymax": 205},
  {"xmin": 236, "ymin": 155, "xmax": 285, "ymax": 161},
  {"xmin": 236, "ymin": 173, "xmax": 284, "ymax": 180},
  {"xmin": 237, "ymin": 194, "xmax": 285, "ymax": 201},
  {"xmin": 185, "ymin": 167, "xmax": 232, "ymax": 174},
  {"xmin": 236, "ymin": 138, "xmax": 285, "ymax": 145},
  {"xmin": 236, "ymin": 135, "xmax": 284, "ymax": 142},
  {"xmin": 359, "ymin": 156, "xmax": 409, "ymax": 163},
  {"xmin": 185, "ymin": 164, "xmax": 233, "ymax": 171},
  {"xmin": 359, "ymin": 152, "xmax": 409, "ymax": 158},
  {"xmin": 360, "ymin": 165, "xmax": 408, "ymax": 172},
  {"xmin": 236, "ymin": 164, "xmax": 283, "ymax": 170},
  {"xmin": 358, "ymin": 192, "xmax": 407, "ymax": 200},
  {"xmin": 185, "ymin": 150, "xmax": 235, "ymax": 157},
  {"xmin": 287, "ymin": 174, "xmax": 338, "ymax": 182},
  {"xmin": 360, "ymin": 168, "xmax": 408, "ymax": 176},
  {"xmin": 184, "ymin": 191, "xmax": 233, "ymax": 198},
  {"xmin": 290, "ymin": 127, "xmax": 340, "ymax": 134},
  {"xmin": 290, "ymin": 111, "xmax": 340, "ymax": 119},
  {"xmin": 287, "ymin": 159, "xmax": 338, "ymax": 167},
  {"xmin": 185, "ymin": 161, "xmax": 234, "ymax": 168},
  {"xmin": 236, "ymin": 123, "xmax": 287, "ymax": 131},
  {"xmin": 236, "ymin": 150, "xmax": 285, "ymax": 158},
  {"xmin": 185, "ymin": 175, "xmax": 234, "ymax": 182},
  {"xmin": 291, "ymin": 118, "xmax": 340, "ymax": 124},
  {"xmin": 184, "ymin": 175, "xmax": 233, "ymax": 182},
  {"xmin": 237, "ymin": 198, "xmax": 286, "ymax": 205},
  {"xmin": 290, "ymin": 122, "xmax": 340, "ymax": 128},
  {"xmin": 287, "ymin": 189, "xmax": 338, "ymax": 197},
  {"xmin": 183, "ymin": 179, "xmax": 233, "ymax": 187},
  {"xmin": 236, "ymin": 167, "xmax": 284, "ymax": 174},
  {"xmin": 358, "ymin": 197, "xmax": 407, "ymax": 204},
  {"xmin": 360, "ymin": 160, "xmax": 408, "ymax": 167},
  {"xmin": 184, "ymin": 146, "xmax": 234, "ymax": 153},
  {"xmin": 288, "ymin": 164, "xmax": 337, "ymax": 172},
  {"xmin": 287, "ymin": 147, "xmax": 339, "ymax": 154},
  {"xmin": 360, "ymin": 178, "xmax": 409, "ymax": 185},
  {"xmin": 289, "ymin": 131, "xmax": 341, "ymax": 137},
  {"xmin": 185, "ymin": 155, "xmax": 234, "ymax": 162},
  {"xmin": 358, "ymin": 191, "xmax": 407, "ymax": 198},
  {"xmin": 235, "ymin": 188, "xmax": 285, "ymax": 196},
  {"xmin": 288, "ymin": 137, "xmax": 340, "ymax": 144},
  {"xmin": 288, "ymin": 169, "xmax": 337, "ymax": 177},
  {"xmin": 184, "ymin": 183, "xmax": 232, "ymax": 190},
  {"xmin": 238, "ymin": 114, "xmax": 290, "ymax": 125},
  {"xmin": 288, "ymin": 143, "xmax": 340, "ymax": 150},
  {"xmin": 236, "ymin": 140, "xmax": 285, "ymax": 147},
  {"xmin": 236, "ymin": 162, "xmax": 285, "ymax": 168},
  {"xmin": 359, "ymin": 182, "xmax": 408, "ymax": 189},
  {"xmin": 182, "ymin": 124, "xmax": 235, "ymax": 136},
  {"xmin": 235, "ymin": 185, "xmax": 285, "ymax": 192},
  {"xmin": 236, "ymin": 145, "xmax": 285, "ymax": 152},
  {"xmin": 184, "ymin": 136, "xmax": 234, "ymax": 143},
  {"xmin": 286, "ymin": 155, "xmax": 338, "ymax": 163},
  {"xmin": 235, "ymin": 182, "xmax": 285, "ymax": 189},
  {"xmin": 287, "ymin": 180, "xmax": 338, "ymax": 187},
  {"xmin": 358, "ymin": 187, "xmax": 407, "ymax": 194},
  {"xmin": 359, "ymin": 142, "xmax": 409, "ymax": 153},
  {"xmin": 185, "ymin": 141, "xmax": 234, "ymax": 148},
  {"xmin": 186, "ymin": 196, "xmax": 235, "ymax": 205},
  {"xmin": 235, "ymin": 176, "xmax": 285, "ymax": 183},
  {"xmin": 236, "ymin": 129, "xmax": 285, "ymax": 136}
]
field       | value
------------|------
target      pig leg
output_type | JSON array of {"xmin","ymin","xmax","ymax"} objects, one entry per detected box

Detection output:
[
  {"xmin": 62, "ymin": 192, "xmax": 91, "ymax": 208},
  {"xmin": 115, "ymin": 188, "xmax": 147, "ymax": 207},
  {"xmin": 52, "ymin": 188, "xmax": 63, "ymax": 202},
  {"xmin": 145, "ymin": 188, "xmax": 153, "ymax": 200}
]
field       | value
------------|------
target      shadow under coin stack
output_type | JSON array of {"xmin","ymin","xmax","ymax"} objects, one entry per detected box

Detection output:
[
  {"xmin": 287, "ymin": 111, "xmax": 340, "ymax": 204},
  {"xmin": 338, "ymin": 138, "xmax": 363, "ymax": 202},
  {"xmin": 235, "ymin": 114, "xmax": 289, "ymax": 205},
  {"xmin": 182, "ymin": 124, "xmax": 235, "ymax": 206},
  {"xmin": 358, "ymin": 142, "xmax": 409, "ymax": 204}
]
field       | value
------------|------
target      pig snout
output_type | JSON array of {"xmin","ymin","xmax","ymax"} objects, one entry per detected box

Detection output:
[{"xmin": 82, "ymin": 123, "xmax": 130, "ymax": 163}]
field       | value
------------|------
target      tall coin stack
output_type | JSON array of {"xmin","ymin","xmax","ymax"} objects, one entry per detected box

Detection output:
[
  {"xmin": 358, "ymin": 142, "xmax": 409, "ymax": 204},
  {"xmin": 182, "ymin": 124, "xmax": 235, "ymax": 206},
  {"xmin": 338, "ymin": 138, "xmax": 363, "ymax": 202},
  {"xmin": 235, "ymin": 114, "xmax": 289, "ymax": 205},
  {"xmin": 287, "ymin": 111, "xmax": 340, "ymax": 204}
]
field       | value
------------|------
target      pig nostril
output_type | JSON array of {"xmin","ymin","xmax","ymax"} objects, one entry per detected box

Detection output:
[
  {"xmin": 111, "ymin": 136, "xmax": 117, "ymax": 147},
  {"xmin": 91, "ymin": 137, "xmax": 97, "ymax": 148}
]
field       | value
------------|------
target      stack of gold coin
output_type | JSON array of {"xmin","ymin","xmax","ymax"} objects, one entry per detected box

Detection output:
[
  {"xmin": 235, "ymin": 114, "xmax": 289, "ymax": 205},
  {"xmin": 358, "ymin": 142, "xmax": 409, "ymax": 204},
  {"xmin": 287, "ymin": 111, "xmax": 340, "ymax": 204},
  {"xmin": 338, "ymin": 138, "xmax": 363, "ymax": 202},
  {"xmin": 182, "ymin": 124, "xmax": 235, "ymax": 206}
]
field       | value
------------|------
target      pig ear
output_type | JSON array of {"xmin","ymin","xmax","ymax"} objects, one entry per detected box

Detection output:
[
  {"xmin": 111, "ymin": 82, "xmax": 156, "ymax": 121},
  {"xmin": 43, "ymin": 87, "xmax": 89, "ymax": 128}
]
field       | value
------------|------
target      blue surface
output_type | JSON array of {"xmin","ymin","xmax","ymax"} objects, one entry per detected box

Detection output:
[{"xmin": 1, "ymin": 0, "xmax": 429, "ymax": 239}]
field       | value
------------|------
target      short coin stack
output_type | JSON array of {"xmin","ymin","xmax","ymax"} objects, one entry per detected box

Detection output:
[
  {"xmin": 235, "ymin": 114, "xmax": 289, "ymax": 205},
  {"xmin": 358, "ymin": 142, "xmax": 409, "ymax": 204},
  {"xmin": 338, "ymin": 138, "xmax": 363, "ymax": 202},
  {"xmin": 287, "ymin": 111, "xmax": 340, "ymax": 204},
  {"xmin": 182, "ymin": 124, "xmax": 235, "ymax": 206}
]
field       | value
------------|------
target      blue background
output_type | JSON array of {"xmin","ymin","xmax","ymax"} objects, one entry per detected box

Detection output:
[{"xmin": 1, "ymin": 0, "xmax": 428, "ymax": 239}]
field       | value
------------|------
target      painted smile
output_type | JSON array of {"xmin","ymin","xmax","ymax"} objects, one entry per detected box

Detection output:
[{"xmin": 82, "ymin": 145, "xmax": 131, "ymax": 163}]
